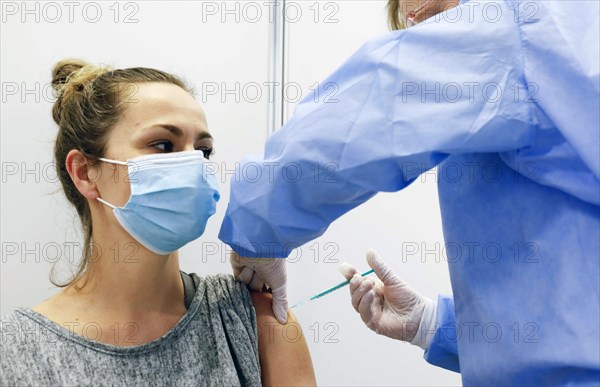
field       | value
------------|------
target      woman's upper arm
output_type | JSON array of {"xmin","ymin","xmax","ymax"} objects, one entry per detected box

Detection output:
[{"xmin": 251, "ymin": 292, "xmax": 316, "ymax": 386}]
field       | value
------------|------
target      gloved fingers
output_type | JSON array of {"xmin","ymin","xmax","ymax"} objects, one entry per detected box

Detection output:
[
  {"xmin": 351, "ymin": 278, "xmax": 374, "ymax": 312},
  {"xmin": 271, "ymin": 283, "xmax": 289, "ymax": 325},
  {"xmin": 231, "ymin": 265, "xmax": 243, "ymax": 279},
  {"xmin": 358, "ymin": 288, "xmax": 378, "ymax": 326},
  {"xmin": 249, "ymin": 272, "xmax": 264, "ymax": 292},
  {"xmin": 257, "ymin": 258, "xmax": 287, "ymax": 289},
  {"xmin": 373, "ymin": 280, "xmax": 385, "ymax": 297},
  {"xmin": 366, "ymin": 248, "xmax": 401, "ymax": 287},
  {"xmin": 366, "ymin": 274, "xmax": 384, "ymax": 289},
  {"xmin": 237, "ymin": 266, "xmax": 255, "ymax": 284},
  {"xmin": 230, "ymin": 257, "xmax": 288, "ymax": 324},
  {"xmin": 363, "ymin": 290, "xmax": 385, "ymax": 333},
  {"xmin": 338, "ymin": 262, "xmax": 359, "ymax": 281},
  {"xmin": 230, "ymin": 253, "xmax": 243, "ymax": 278},
  {"xmin": 349, "ymin": 273, "xmax": 364, "ymax": 294},
  {"xmin": 256, "ymin": 258, "xmax": 288, "ymax": 324}
]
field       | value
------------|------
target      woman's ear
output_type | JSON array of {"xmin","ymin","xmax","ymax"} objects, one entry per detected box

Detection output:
[{"xmin": 65, "ymin": 149, "xmax": 100, "ymax": 200}]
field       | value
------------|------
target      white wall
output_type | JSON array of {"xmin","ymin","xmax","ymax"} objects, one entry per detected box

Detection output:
[{"xmin": 1, "ymin": 1, "xmax": 460, "ymax": 385}]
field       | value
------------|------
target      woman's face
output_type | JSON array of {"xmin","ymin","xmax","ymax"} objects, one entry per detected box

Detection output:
[{"xmin": 92, "ymin": 82, "xmax": 213, "ymax": 209}]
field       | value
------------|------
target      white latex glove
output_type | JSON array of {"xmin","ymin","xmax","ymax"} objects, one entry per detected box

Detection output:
[
  {"xmin": 230, "ymin": 252, "xmax": 288, "ymax": 324},
  {"xmin": 339, "ymin": 248, "xmax": 437, "ymax": 349}
]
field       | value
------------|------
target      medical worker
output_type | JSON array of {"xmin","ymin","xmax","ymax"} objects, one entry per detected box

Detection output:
[{"xmin": 218, "ymin": 0, "xmax": 600, "ymax": 384}]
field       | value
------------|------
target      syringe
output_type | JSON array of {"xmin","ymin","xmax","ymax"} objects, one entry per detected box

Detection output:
[{"xmin": 290, "ymin": 268, "xmax": 375, "ymax": 309}]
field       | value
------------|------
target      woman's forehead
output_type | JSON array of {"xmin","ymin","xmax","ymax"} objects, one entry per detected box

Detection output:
[{"xmin": 119, "ymin": 83, "xmax": 208, "ymax": 128}]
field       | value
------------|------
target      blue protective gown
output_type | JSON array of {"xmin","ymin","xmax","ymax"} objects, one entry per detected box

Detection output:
[{"xmin": 219, "ymin": 0, "xmax": 600, "ymax": 384}]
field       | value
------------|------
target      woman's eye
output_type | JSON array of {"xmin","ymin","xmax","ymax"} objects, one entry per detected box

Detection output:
[
  {"xmin": 150, "ymin": 140, "xmax": 174, "ymax": 152},
  {"xmin": 200, "ymin": 148, "xmax": 214, "ymax": 160}
]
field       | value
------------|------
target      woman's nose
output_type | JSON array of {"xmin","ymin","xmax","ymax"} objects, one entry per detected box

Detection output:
[{"xmin": 183, "ymin": 144, "xmax": 196, "ymax": 152}]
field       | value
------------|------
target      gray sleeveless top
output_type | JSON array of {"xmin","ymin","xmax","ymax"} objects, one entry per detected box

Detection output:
[{"xmin": 0, "ymin": 272, "xmax": 261, "ymax": 386}]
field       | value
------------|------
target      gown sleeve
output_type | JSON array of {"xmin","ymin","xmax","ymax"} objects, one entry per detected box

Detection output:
[
  {"xmin": 425, "ymin": 295, "xmax": 460, "ymax": 372},
  {"xmin": 219, "ymin": 0, "xmax": 535, "ymax": 258}
]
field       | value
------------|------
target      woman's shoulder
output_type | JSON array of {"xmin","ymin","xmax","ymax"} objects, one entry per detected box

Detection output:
[
  {"xmin": 189, "ymin": 273, "xmax": 257, "ymax": 328},
  {"xmin": 1, "ymin": 308, "xmax": 38, "ymax": 347},
  {"xmin": 189, "ymin": 273, "xmax": 288, "ymax": 327},
  {"xmin": 191, "ymin": 272, "xmax": 246, "ymax": 292},
  {"xmin": 1, "ymin": 306, "xmax": 67, "ymax": 352},
  {"xmin": 191, "ymin": 273, "xmax": 251, "ymax": 302},
  {"xmin": 186, "ymin": 273, "xmax": 262, "ymax": 385},
  {"xmin": 0, "ymin": 308, "xmax": 51, "ymax": 384}
]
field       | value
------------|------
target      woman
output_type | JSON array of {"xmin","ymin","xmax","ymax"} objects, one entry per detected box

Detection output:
[{"xmin": 0, "ymin": 59, "xmax": 316, "ymax": 386}]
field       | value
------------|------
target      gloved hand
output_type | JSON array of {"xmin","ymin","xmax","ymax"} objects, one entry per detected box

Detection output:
[
  {"xmin": 230, "ymin": 252, "xmax": 288, "ymax": 324},
  {"xmin": 339, "ymin": 248, "xmax": 437, "ymax": 349}
]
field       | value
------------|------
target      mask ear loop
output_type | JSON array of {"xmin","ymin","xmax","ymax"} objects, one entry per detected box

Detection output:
[
  {"xmin": 97, "ymin": 197, "xmax": 117, "ymax": 209},
  {"xmin": 98, "ymin": 157, "xmax": 128, "ymax": 166},
  {"xmin": 95, "ymin": 157, "xmax": 128, "ymax": 209}
]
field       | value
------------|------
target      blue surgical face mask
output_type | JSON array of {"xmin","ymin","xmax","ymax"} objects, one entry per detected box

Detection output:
[{"xmin": 96, "ymin": 150, "xmax": 220, "ymax": 255}]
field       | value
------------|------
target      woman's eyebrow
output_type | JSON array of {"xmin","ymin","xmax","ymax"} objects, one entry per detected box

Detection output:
[{"xmin": 145, "ymin": 124, "xmax": 213, "ymax": 140}]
